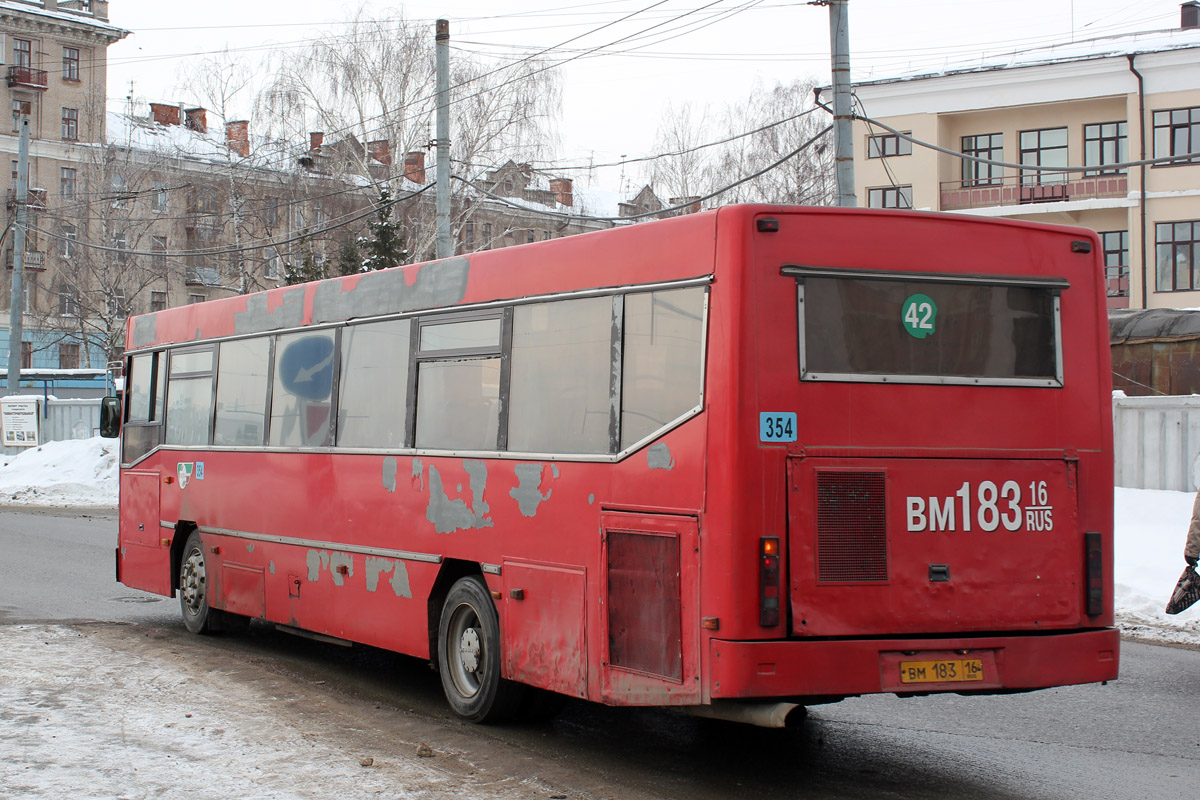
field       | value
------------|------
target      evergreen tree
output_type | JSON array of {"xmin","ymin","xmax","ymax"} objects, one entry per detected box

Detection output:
[
  {"xmin": 359, "ymin": 188, "xmax": 407, "ymax": 271},
  {"xmin": 284, "ymin": 241, "xmax": 326, "ymax": 285},
  {"xmin": 335, "ymin": 238, "xmax": 362, "ymax": 277}
]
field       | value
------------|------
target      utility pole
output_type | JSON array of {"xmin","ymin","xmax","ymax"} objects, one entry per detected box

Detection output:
[
  {"xmin": 828, "ymin": 0, "xmax": 856, "ymax": 207},
  {"xmin": 6, "ymin": 116, "xmax": 30, "ymax": 395},
  {"xmin": 435, "ymin": 18, "xmax": 452, "ymax": 260}
]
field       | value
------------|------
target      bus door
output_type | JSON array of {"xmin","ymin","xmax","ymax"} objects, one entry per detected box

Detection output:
[{"xmin": 786, "ymin": 456, "xmax": 1082, "ymax": 638}]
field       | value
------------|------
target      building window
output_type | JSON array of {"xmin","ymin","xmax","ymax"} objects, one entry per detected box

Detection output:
[
  {"xmin": 867, "ymin": 132, "xmax": 912, "ymax": 158},
  {"xmin": 1153, "ymin": 107, "xmax": 1200, "ymax": 166},
  {"xmin": 1100, "ymin": 231, "xmax": 1129, "ymax": 299},
  {"xmin": 59, "ymin": 343, "xmax": 80, "ymax": 370},
  {"xmin": 60, "ymin": 166, "xmax": 76, "ymax": 199},
  {"xmin": 62, "ymin": 108, "xmax": 78, "ymax": 141},
  {"xmin": 12, "ymin": 99, "xmax": 30, "ymax": 131},
  {"xmin": 465, "ymin": 222, "xmax": 475, "ymax": 250},
  {"xmin": 1084, "ymin": 122, "xmax": 1127, "ymax": 176},
  {"xmin": 526, "ymin": 230, "xmax": 535, "ymax": 244},
  {"xmin": 264, "ymin": 247, "xmax": 280, "ymax": 279},
  {"xmin": 1019, "ymin": 127, "xmax": 1068, "ymax": 185},
  {"xmin": 13, "ymin": 39, "xmax": 31, "ymax": 69},
  {"xmin": 107, "ymin": 290, "xmax": 127, "ymax": 317},
  {"xmin": 189, "ymin": 294, "xmax": 205, "ymax": 305},
  {"xmin": 1156, "ymin": 221, "xmax": 1199, "ymax": 292},
  {"xmin": 150, "ymin": 291, "xmax": 167, "ymax": 312},
  {"xmin": 152, "ymin": 182, "xmax": 168, "ymax": 212},
  {"xmin": 867, "ymin": 186, "xmax": 913, "ymax": 209},
  {"xmin": 152, "ymin": 236, "xmax": 167, "ymax": 268},
  {"xmin": 20, "ymin": 341, "xmax": 31, "ymax": 370},
  {"xmin": 961, "ymin": 133, "xmax": 1003, "ymax": 187},
  {"xmin": 62, "ymin": 47, "xmax": 80, "ymax": 81},
  {"xmin": 265, "ymin": 198, "xmax": 279, "ymax": 228},
  {"xmin": 113, "ymin": 232, "xmax": 128, "ymax": 264},
  {"xmin": 482, "ymin": 222, "xmax": 492, "ymax": 249},
  {"xmin": 61, "ymin": 224, "xmax": 76, "ymax": 258},
  {"xmin": 59, "ymin": 287, "xmax": 78, "ymax": 317}
]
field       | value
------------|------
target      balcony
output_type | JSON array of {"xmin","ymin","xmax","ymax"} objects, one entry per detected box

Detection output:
[
  {"xmin": 940, "ymin": 173, "xmax": 1128, "ymax": 212},
  {"xmin": 185, "ymin": 267, "xmax": 221, "ymax": 286},
  {"xmin": 6, "ymin": 66, "xmax": 48, "ymax": 90},
  {"xmin": 5, "ymin": 249, "xmax": 44, "ymax": 269},
  {"xmin": 5, "ymin": 188, "xmax": 47, "ymax": 211}
]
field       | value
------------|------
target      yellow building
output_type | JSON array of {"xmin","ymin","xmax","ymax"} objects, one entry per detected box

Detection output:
[{"xmin": 852, "ymin": 3, "xmax": 1200, "ymax": 310}]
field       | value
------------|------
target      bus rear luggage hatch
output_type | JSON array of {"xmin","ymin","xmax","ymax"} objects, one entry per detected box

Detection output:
[{"xmin": 787, "ymin": 456, "xmax": 1080, "ymax": 638}]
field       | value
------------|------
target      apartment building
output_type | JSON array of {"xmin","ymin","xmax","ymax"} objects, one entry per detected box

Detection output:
[{"xmin": 852, "ymin": 2, "xmax": 1200, "ymax": 310}]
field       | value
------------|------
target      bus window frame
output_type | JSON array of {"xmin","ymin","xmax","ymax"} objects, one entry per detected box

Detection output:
[
  {"xmin": 164, "ymin": 344, "xmax": 218, "ymax": 447},
  {"xmin": 118, "ymin": 275, "xmax": 712, "ymax": 467},
  {"xmin": 784, "ymin": 265, "xmax": 1067, "ymax": 388}
]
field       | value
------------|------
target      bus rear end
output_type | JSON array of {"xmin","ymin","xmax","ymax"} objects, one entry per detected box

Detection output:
[{"xmin": 703, "ymin": 206, "xmax": 1117, "ymax": 711}]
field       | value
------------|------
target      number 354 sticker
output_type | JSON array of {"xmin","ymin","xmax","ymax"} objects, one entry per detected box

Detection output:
[{"xmin": 760, "ymin": 412, "xmax": 797, "ymax": 443}]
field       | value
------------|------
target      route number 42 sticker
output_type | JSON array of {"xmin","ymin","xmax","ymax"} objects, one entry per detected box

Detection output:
[{"xmin": 760, "ymin": 412, "xmax": 798, "ymax": 443}]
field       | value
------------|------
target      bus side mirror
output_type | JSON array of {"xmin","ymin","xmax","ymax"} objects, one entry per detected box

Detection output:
[{"xmin": 100, "ymin": 396, "xmax": 121, "ymax": 438}]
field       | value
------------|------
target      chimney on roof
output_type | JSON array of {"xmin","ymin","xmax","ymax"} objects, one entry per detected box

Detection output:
[
  {"xmin": 184, "ymin": 107, "xmax": 207, "ymax": 134},
  {"xmin": 149, "ymin": 102, "xmax": 181, "ymax": 126},
  {"xmin": 1184, "ymin": 2, "xmax": 1199, "ymax": 29},
  {"xmin": 403, "ymin": 151, "xmax": 426, "ymax": 184},
  {"xmin": 367, "ymin": 139, "xmax": 392, "ymax": 166},
  {"xmin": 309, "ymin": 131, "xmax": 324, "ymax": 152},
  {"xmin": 225, "ymin": 120, "xmax": 250, "ymax": 157},
  {"xmin": 549, "ymin": 177, "xmax": 574, "ymax": 208}
]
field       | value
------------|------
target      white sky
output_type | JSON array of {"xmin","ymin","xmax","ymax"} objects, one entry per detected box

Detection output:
[{"xmin": 102, "ymin": 0, "xmax": 1188, "ymax": 189}]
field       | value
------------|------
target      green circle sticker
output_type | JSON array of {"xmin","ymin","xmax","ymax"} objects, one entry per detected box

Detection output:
[{"xmin": 902, "ymin": 294, "xmax": 937, "ymax": 339}]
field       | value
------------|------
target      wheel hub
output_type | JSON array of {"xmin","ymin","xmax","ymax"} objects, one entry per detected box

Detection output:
[{"xmin": 459, "ymin": 627, "xmax": 481, "ymax": 673}]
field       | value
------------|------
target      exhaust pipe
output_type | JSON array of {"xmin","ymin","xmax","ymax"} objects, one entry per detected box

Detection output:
[{"xmin": 683, "ymin": 701, "xmax": 805, "ymax": 728}]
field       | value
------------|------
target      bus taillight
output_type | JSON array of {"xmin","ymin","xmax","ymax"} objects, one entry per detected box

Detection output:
[{"xmin": 761, "ymin": 537, "xmax": 781, "ymax": 627}]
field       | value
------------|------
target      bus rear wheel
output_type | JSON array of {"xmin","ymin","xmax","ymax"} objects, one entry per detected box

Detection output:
[
  {"xmin": 179, "ymin": 531, "xmax": 218, "ymax": 635},
  {"xmin": 437, "ymin": 576, "xmax": 526, "ymax": 723}
]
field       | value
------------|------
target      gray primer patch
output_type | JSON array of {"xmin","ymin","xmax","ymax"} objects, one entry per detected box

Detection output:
[
  {"xmin": 269, "ymin": 561, "xmax": 276, "ymax": 575},
  {"xmin": 426, "ymin": 461, "xmax": 493, "ymax": 534},
  {"xmin": 311, "ymin": 257, "xmax": 470, "ymax": 324},
  {"xmin": 510, "ymin": 463, "xmax": 552, "ymax": 517},
  {"xmin": 382, "ymin": 456, "xmax": 398, "ymax": 493},
  {"xmin": 131, "ymin": 316, "xmax": 157, "ymax": 348},
  {"xmin": 329, "ymin": 552, "xmax": 354, "ymax": 587},
  {"xmin": 246, "ymin": 543, "xmax": 255, "ymax": 553},
  {"xmin": 365, "ymin": 557, "xmax": 412, "ymax": 598},
  {"xmin": 412, "ymin": 458, "xmax": 424, "ymax": 491},
  {"xmin": 551, "ymin": 464, "xmax": 560, "ymax": 479},
  {"xmin": 588, "ymin": 493, "xmax": 595, "ymax": 505},
  {"xmin": 648, "ymin": 442, "xmax": 675, "ymax": 471},
  {"xmin": 233, "ymin": 287, "xmax": 306, "ymax": 335},
  {"xmin": 306, "ymin": 550, "xmax": 331, "ymax": 582}
]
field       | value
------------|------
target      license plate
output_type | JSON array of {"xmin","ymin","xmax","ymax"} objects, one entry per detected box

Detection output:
[{"xmin": 898, "ymin": 658, "xmax": 984, "ymax": 684}]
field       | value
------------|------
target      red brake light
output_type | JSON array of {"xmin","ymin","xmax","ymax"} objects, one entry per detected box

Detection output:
[{"xmin": 760, "ymin": 537, "xmax": 781, "ymax": 627}]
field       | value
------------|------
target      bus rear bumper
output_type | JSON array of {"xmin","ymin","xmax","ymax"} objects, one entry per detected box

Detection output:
[{"xmin": 709, "ymin": 628, "xmax": 1120, "ymax": 699}]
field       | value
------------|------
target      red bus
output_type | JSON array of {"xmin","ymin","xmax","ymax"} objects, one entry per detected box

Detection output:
[{"xmin": 106, "ymin": 205, "xmax": 1118, "ymax": 726}]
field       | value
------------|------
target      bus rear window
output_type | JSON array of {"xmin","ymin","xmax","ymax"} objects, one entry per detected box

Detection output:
[{"xmin": 789, "ymin": 267, "xmax": 1065, "ymax": 387}]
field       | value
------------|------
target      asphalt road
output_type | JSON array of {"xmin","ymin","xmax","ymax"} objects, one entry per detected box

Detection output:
[{"xmin": 2, "ymin": 507, "xmax": 1199, "ymax": 799}]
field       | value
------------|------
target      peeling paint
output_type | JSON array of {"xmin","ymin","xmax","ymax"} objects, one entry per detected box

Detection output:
[
  {"xmin": 246, "ymin": 543, "xmax": 255, "ymax": 553},
  {"xmin": 365, "ymin": 557, "xmax": 413, "ymax": 598},
  {"xmin": 588, "ymin": 493, "xmax": 595, "ymax": 505},
  {"xmin": 269, "ymin": 561, "xmax": 276, "ymax": 575},
  {"xmin": 510, "ymin": 463, "xmax": 552, "ymax": 517},
  {"xmin": 311, "ymin": 257, "xmax": 470, "ymax": 324},
  {"xmin": 382, "ymin": 456, "xmax": 398, "ymax": 493},
  {"xmin": 551, "ymin": 464, "xmax": 560, "ymax": 479},
  {"xmin": 329, "ymin": 552, "xmax": 354, "ymax": 587},
  {"xmin": 233, "ymin": 287, "xmax": 306, "ymax": 335},
  {"xmin": 412, "ymin": 458, "xmax": 424, "ymax": 491},
  {"xmin": 648, "ymin": 442, "xmax": 675, "ymax": 471},
  {"xmin": 306, "ymin": 550, "xmax": 331, "ymax": 582},
  {"xmin": 426, "ymin": 461, "xmax": 493, "ymax": 534},
  {"xmin": 131, "ymin": 316, "xmax": 157, "ymax": 348}
]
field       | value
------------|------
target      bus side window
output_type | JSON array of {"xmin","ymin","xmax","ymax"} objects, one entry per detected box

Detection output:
[
  {"xmin": 214, "ymin": 337, "xmax": 271, "ymax": 446},
  {"xmin": 122, "ymin": 351, "xmax": 164, "ymax": 463},
  {"xmin": 165, "ymin": 348, "xmax": 216, "ymax": 447},
  {"xmin": 508, "ymin": 297, "xmax": 611, "ymax": 454},
  {"xmin": 620, "ymin": 287, "xmax": 706, "ymax": 449},
  {"xmin": 270, "ymin": 330, "xmax": 336, "ymax": 448},
  {"xmin": 338, "ymin": 319, "xmax": 410, "ymax": 448}
]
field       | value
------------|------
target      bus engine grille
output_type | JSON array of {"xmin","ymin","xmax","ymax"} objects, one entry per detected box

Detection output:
[{"xmin": 816, "ymin": 471, "xmax": 888, "ymax": 582}]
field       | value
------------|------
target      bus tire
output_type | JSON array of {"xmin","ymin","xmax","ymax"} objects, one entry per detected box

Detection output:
[
  {"xmin": 179, "ymin": 531, "xmax": 217, "ymax": 635},
  {"xmin": 437, "ymin": 576, "xmax": 526, "ymax": 723}
]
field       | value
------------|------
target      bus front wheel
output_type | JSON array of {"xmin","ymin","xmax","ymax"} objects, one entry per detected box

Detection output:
[
  {"xmin": 179, "ymin": 531, "xmax": 217, "ymax": 635},
  {"xmin": 437, "ymin": 576, "xmax": 526, "ymax": 723}
]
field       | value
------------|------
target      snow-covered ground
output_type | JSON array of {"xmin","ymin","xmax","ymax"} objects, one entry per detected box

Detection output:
[{"xmin": 1, "ymin": 438, "xmax": 1196, "ymax": 644}]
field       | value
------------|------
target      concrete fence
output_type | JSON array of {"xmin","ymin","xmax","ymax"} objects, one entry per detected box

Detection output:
[
  {"xmin": 1, "ymin": 397, "xmax": 100, "ymax": 457},
  {"xmin": 1113, "ymin": 394, "xmax": 1200, "ymax": 492}
]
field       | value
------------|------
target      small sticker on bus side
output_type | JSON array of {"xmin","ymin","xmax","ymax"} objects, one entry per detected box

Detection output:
[{"xmin": 760, "ymin": 412, "xmax": 797, "ymax": 443}]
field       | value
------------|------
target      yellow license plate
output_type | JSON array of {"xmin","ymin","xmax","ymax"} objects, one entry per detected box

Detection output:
[{"xmin": 898, "ymin": 658, "xmax": 984, "ymax": 684}]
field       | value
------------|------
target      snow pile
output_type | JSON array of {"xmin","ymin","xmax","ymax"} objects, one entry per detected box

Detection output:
[
  {"xmin": 0, "ymin": 437, "xmax": 118, "ymax": 507},
  {"xmin": 0, "ymin": 438, "xmax": 1196, "ymax": 643}
]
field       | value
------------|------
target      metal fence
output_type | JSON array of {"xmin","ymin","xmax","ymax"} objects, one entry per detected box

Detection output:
[
  {"xmin": 0, "ymin": 397, "xmax": 100, "ymax": 457},
  {"xmin": 1113, "ymin": 393, "xmax": 1200, "ymax": 492}
]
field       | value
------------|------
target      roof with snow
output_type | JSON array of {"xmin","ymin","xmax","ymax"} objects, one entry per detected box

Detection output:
[
  {"xmin": 106, "ymin": 111, "xmax": 297, "ymax": 173},
  {"xmin": 0, "ymin": 0, "xmax": 128, "ymax": 38},
  {"xmin": 856, "ymin": 25, "xmax": 1200, "ymax": 87}
]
